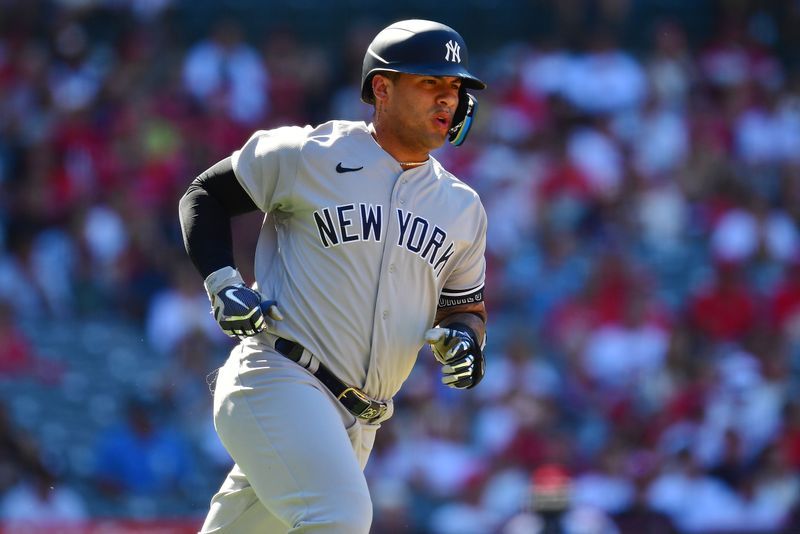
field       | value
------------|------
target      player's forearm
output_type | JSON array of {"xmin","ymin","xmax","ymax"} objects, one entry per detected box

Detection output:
[
  {"xmin": 179, "ymin": 185, "xmax": 238, "ymax": 278},
  {"xmin": 178, "ymin": 157, "xmax": 259, "ymax": 279},
  {"xmin": 437, "ymin": 312, "xmax": 486, "ymax": 346},
  {"xmin": 435, "ymin": 299, "xmax": 487, "ymax": 343}
]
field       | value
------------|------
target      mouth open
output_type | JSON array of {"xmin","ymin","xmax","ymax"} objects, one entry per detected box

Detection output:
[{"xmin": 433, "ymin": 114, "xmax": 451, "ymax": 131}]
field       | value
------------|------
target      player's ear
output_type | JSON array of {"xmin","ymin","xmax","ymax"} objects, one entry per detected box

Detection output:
[{"xmin": 371, "ymin": 73, "xmax": 392, "ymax": 103}]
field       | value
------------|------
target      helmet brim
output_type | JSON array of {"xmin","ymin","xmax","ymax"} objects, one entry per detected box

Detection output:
[
  {"xmin": 368, "ymin": 65, "xmax": 486, "ymax": 90},
  {"xmin": 361, "ymin": 66, "xmax": 486, "ymax": 103}
]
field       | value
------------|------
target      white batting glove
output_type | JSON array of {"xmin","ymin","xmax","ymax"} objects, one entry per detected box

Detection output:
[
  {"xmin": 425, "ymin": 326, "xmax": 485, "ymax": 389},
  {"xmin": 204, "ymin": 266, "xmax": 283, "ymax": 338}
]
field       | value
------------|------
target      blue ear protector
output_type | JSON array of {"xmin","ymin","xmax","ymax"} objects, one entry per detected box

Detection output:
[{"xmin": 449, "ymin": 92, "xmax": 478, "ymax": 146}]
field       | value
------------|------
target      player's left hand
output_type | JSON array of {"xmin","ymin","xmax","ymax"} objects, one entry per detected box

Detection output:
[
  {"xmin": 204, "ymin": 266, "xmax": 283, "ymax": 338},
  {"xmin": 425, "ymin": 327, "xmax": 484, "ymax": 389},
  {"xmin": 211, "ymin": 285, "xmax": 283, "ymax": 337}
]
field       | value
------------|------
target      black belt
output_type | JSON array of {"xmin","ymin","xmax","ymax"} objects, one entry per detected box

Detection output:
[{"xmin": 274, "ymin": 337, "xmax": 388, "ymax": 422}]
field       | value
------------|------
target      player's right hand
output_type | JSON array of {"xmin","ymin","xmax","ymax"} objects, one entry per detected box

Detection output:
[
  {"xmin": 204, "ymin": 266, "xmax": 283, "ymax": 338},
  {"xmin": 425, "ymin": 327, "xmax": 485, "ymax": 389},
  {"xmin": 211, "ymin": 284, "xmax": 284, "ymax": 337}
]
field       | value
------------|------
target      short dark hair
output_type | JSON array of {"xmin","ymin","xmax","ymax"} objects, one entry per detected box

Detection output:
[{"xmin": 376, "ymin": 71, "xmax": 401, "ymax": 82}]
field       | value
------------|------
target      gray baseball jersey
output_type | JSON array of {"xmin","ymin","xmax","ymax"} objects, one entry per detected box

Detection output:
[{"xmin": 231, "ymin": 119, "xmax": 487, "ymax": 401}]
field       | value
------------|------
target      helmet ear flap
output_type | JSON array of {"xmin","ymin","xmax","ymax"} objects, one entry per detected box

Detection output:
[
  {"xmin": 449, "ymin": 91, "xmax": 478, "ymax": 146},
  {"xmin": 362, "ymin": 73, "xmax": 376, "ymax": 104}
]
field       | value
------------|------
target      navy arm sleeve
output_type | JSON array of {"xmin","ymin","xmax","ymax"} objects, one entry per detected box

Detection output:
[{"xmin": 178, "ymin": 157, "xmax": 259, "ymax": 279}]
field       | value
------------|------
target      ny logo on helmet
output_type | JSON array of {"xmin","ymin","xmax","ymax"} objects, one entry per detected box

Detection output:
[{"xmin": 445, "ymin": 40, "xmax": 461, "ymax": 63}]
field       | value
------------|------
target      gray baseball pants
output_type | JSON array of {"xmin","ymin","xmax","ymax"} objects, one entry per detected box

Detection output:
[{"xmin": 199, "ymin": 344, "xmax": 379, "ymax": 533}]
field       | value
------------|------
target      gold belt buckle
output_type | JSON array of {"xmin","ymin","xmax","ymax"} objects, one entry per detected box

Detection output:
[{"xmin": 338, "ymin": 387, "xmax": 385, "ymax": 420}]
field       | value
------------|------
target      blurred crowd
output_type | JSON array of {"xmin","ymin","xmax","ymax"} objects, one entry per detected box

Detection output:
[{"xmin": 3, "ymin": 0, "xmax": 800, "ymax": 533}]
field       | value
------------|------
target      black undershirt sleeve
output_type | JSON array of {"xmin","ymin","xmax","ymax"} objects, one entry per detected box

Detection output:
[{"xmin": 178, "ymin": 157, "xmax": 259, "ymax": 279}]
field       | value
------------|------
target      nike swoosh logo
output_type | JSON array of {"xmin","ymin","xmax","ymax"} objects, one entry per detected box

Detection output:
[
  {"xmin": 224, "ymin": 288, "xmax": 247, "ymax": 308},
  {"xmin": 336, "ymin": 162, "xmax": 364, "ymax": 173}
]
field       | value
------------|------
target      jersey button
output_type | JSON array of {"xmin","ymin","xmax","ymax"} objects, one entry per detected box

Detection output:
[
  {"xmin": 389, "ymin": 264, "xmax": 395, "ymax": 273},
  {"xmin": 382, "ymin": 311, "xmax": 389, "ymax": 319},
  {"xmin": 399, "ymin": 199, "xmax": 405, "ymax": 205}
]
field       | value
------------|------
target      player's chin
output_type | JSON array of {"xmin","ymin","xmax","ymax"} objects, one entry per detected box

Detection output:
[
  {"xmin": 426, "ymin": 137, "xmax": 447, "ymax": 151},
  {"xmin": 427, "ymin": 129, "xmax": 449, "ymax": 148}
]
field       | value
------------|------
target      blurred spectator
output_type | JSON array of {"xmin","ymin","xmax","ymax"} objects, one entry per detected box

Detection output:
[
  {"xmin": 0, "ymin": 40, "xmax": 54, "ymax": 148},
  {"xmin": 566, "ymin": 119, "xmax": 625, "ymax": 199},
  {"xmin": 612, "ymin": 476, "xmax": 677, "ymax": 534},
  {"xmin": 427, "ymin": 472, "xmax": 498, "ymax": 534},
  {"xmin": 471, "ymin": 367, "xmax": 526, "ymax": 458},
  {"xmin": 646, "ymin": 449, "xmax": 742, "ymax": 532},
  {"xmin": 0, "ymin": 300, "xmax": 38, "ymax": 377},
  {"xmin": 520, "ymin": 36, "xmax": 572, "ymax": 99},
  {"xmin": 81, "ymin": 202, "xmax": 129, "ymax": 272},
  {"xmin": 0, "ymin": 465, "xmax": 87, "ymax": 528},
  {"xmin": 734, "ymin": 87, "xmax": 789, "ymax": 166},
  {"xmin": 775, "ymin": 90, "xmax": 800, "ymax": 165},
  {"xmin": 145, "ymin": 263, "xmax": 225, "ymax": 354},
  {"xmin": 157, "ymin": 329, "xmax": 230, "ymax": 472},
  {"xmin": 182, "ymin": 19, "xmax": 269, "ymax": 125},
  {"xmin": 380, "ymin": 402, "xmax": 486, "ymax": 501},
  {"xmin": 707, "ymin": 428, "xmax": 751, "ymax": 489},
  {"xmin": 501, "ymin": 463, "xmax": 619, "ymax": 534},
  {"xmin": 627, "ymin": 96, "xmax": 689, "ymax": 182},
  {"xmin": 561, "ymin": 29, "xmax": 647, "ymax": 117},
  {"xmin": 753, "ymin": 444, "xmax": 800, "ymax": 528},
  {"xmin": 368, "ymin": 477, "xmax": 419, "ymax": 534},
  {"xmin": 571, "ymin": 445, "xmax": 635, "ymax": 515},
  {"xmin": 696, "ymin": 349, "xmax": 784, "ymax": 467},
  {"xmin": 779, "ymin": 400, "xmax": 800, "ymax": 470},
  {"xmin": 699, "ymin": 19, "xmax": 782, "ymax": 91},
  {"xmin": 537, "ymin": 132, "xmax": 597, "ymax": 211},
  {"xmin": 479, "ymin": 464, "xmax": 531, "ymax": 527},
  {"xmin": 728, "ymin": 471, "xmax": 794, "ymax": 533},
  {"xmin": 769, "ymin": 257, "xmax": 800, "ymax": 345},
  {"xmin": 479, "ymin": 151, "xmax": 538, "ymax": 258},
  {"xmin": 92, "ymin": 396, "xmax": 193, "ymax": 499},
  {"xmin": 688, "ymin": 261, "xmax": 758, "ymax": 343},
  {"xmin": 645, "ymin": 19, "xmax": 694, "ymax": 111},
  {"xmin": 28, "ymin": 226, "xmax": 78, "ymax": 317},
  {"xmin": 0, "ymin": 301, "xmax": 63, "ymax": 382},
  {"xmin": 503, "ymin": 229, "xmax": 588, "ymax": 325},
  {"xmin": 0, "ymin": 232, "xmax": 46, "ymax": 320},
  {"xmin": 709, "ymin": 194, "xmax": 799, "ymax": 264},
  {"xmin": 47, "ymin": 22, "xmax": 109, "ymax": 113},
  {"xmin": 327, "ymin": 20, "xmax": 379, "ymax": 123},
  {"xmin": 0, "ymin": 402, "xmax": 42, "ymax": 495},
  {"xmin": 497, "ymin": 393, "xmax": 554, "ymax": 473},
  {"xmin": 636, "ymin": 182, "xmax": 690, "ymax": 255},
  {"xmin": 579, "ymin": 284, "xmax": 671, "ymax": 393},
  {"xmin": 261, "ymin": 27, "xmax": 333, "ymax": 125}
]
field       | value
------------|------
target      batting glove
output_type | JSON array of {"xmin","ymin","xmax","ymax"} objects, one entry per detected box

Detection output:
[
  {"xmin": 425, "ymin": 325, "xmax": 485, "ymax": 389},
  {"xmin": 204, "ymin": 266, "xmax": 283, "ymax": 338}
]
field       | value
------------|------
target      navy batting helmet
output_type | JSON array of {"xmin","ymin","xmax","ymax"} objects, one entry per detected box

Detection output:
[
  {"xmin": 361, "ymin": 19, "xmax": 486, "ymax": 146},
  {"xmin": 360, "ymin": 19, "xmax": 486, "ymax": 104}
]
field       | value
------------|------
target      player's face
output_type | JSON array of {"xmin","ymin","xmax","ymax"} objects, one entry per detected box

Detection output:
[{"xmin": 382, "ymin": 74, "xmax": 462, "ymax": 155}]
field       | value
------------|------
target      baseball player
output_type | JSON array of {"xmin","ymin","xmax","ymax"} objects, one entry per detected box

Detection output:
[{"xmin": 178, "ymin": 19, "xmax": 488, "ymax": 533}]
